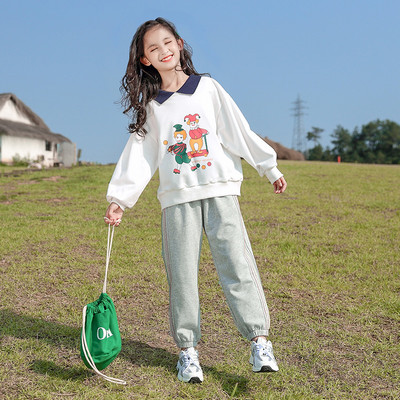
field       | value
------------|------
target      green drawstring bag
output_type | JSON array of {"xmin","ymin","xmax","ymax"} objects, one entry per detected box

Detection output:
[
  {"xmin": 80, "ymin": 224, "xmax": 126, "ymax": 385},
  {"xmin": 80, "ymin": 293, "xmax": 121, "ymax": 370}
]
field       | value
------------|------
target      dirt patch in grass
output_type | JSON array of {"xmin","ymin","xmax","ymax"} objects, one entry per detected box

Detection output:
[
  {"xmin": 17, "ymin": 179, "xmax": 40, "ymax": 186},
  {"xmin": 42, "ymin": 197, "xmax": 70, "ymax": 204},
  {"xmin": 0, "ymin": 182, "xmax": 17, "ymax": 204},
  {"xmin": 42, "ymin": 175, "xmax": 63, "ymax": 182},
  {"xmin": 0, "ymin": 199, "xmax": 13, "ymax": 205}
]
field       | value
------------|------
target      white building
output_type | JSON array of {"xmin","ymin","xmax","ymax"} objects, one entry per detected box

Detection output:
[{"xmin": 0, "ymin": 93, "xmax": 76, "ymax": 167}]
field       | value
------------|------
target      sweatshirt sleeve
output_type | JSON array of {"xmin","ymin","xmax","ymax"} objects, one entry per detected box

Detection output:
[
  {"xmin": 212, "ymin": 79, "xmax": 283, "ymax": 184},
  {"xmin": 106, "ymin": 131, "xmax": 159, "ymax": 210}
]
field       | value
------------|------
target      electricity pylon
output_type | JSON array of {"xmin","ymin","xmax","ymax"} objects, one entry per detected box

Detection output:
[{"xmin": 291, "ymin": 95, "xmax": 307, "ymax": 153}]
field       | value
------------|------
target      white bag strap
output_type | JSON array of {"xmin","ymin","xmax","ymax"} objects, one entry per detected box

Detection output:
[
  {"xmin": 103, "ymin": 223, "xmax": 116, "ymax": 294},
  {"xmin": 81, "ymin": 223, "xmax": 126, "ymax": 385}
]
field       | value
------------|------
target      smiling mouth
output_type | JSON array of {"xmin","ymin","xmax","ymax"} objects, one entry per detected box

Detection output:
[{"xmin": 161, "ymin": 55, "xmax": 173, "ymax": 62}]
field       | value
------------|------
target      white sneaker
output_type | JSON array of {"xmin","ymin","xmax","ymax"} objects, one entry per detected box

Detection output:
[
  {"xmin": 250, "ymin": 338, "xmax": 279, "ymax": 372},
  {"xmin": 176, "ymin": 347, "xmax": 204, "ymax": 383}
]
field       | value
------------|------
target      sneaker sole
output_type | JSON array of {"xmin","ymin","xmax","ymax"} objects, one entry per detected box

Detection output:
[
  {"xmin": 188, "ymin": 377, "xmax": 202, "ymax": 384},
  {"xmin": 178, "ymin": 375, "xmax": 203, "ymax": 384},
  {"xmin": 250, "ymin": 360, "xmax": 279, "ymax": 373},
  {"xmin": 254, "ymin": 365, "xmax": 279, "ymax": 373},
  {"xmin": 177, "ymin": 373, "xmax": 203, "ymax": 384}
]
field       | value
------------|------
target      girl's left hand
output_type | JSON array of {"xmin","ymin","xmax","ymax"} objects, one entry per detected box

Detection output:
[
  {"xmin": 104, "ymin": 202, "xmax": 124, "ymax": 226},
  {"xmin": 273, "ymin": 177, "xmax": 287, "ymax": 194}
]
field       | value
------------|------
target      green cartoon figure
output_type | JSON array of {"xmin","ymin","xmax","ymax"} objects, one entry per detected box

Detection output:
[{"xmin": 167, "ymin": 124, "xmax": 198, "ymax": 174}]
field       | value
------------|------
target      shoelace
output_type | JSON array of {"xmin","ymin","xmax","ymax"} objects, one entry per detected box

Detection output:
[
  {"xmin": 254, "ymin": 343, "xmax": 273, "ymax": 360},
  {"xmin": 181, "ymin": 351, "xmax": 200, "ymax": 372}
]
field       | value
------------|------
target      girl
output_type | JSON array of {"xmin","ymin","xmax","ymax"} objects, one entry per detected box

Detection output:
[{"xmin": 105, "ymin": 17, "xmax": 287, "ymax": 384}]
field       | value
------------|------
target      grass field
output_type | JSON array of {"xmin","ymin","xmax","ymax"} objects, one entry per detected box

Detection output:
[{"xmin": 0, "ymin": 161, "xmax": 399, "ymax": 399}]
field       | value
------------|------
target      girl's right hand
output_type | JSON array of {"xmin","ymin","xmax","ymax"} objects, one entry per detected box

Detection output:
[
  {"xmin": 273, "ymin": 176, "xmax": 287, "ymax": 194},
  {"xmin": 104, "ymin": 202, "xmax": 124, "ymax": 226}
]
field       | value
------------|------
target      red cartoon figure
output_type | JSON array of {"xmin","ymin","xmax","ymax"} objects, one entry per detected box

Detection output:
[
  {"xmin": 167, "ymin": 124, "xmax": 198, "ymax": 174},
  {"xmin": 184, "ymin": 114, "xmax": 209, "ymax": 158}
]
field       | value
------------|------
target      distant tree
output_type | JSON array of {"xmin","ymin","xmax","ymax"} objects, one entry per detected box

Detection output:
[
  {"xmin": 321, "ymin": 147, "xmax": 334, "ymax": 162},
  {"xmin": 308, "ymin": 144, "xmax": 323, "ymax": 160},
  {"xmin": 355, "ymin": 119, "xmax": 400, "ymax": 164},
  {"xmin": 306, "ymin": 127, "xmax": 324, "ymax": 160},
  {"xmin": 305, "ymin": 119, "xmax": 400, "ymax": 164},
  {"xmin": 330, "ymin": 125, "xmax": 352, "ymax": 162},
  {"xmin": 307, "ymin": 127, "xmax": 324, "ymax": 146},
  {"xmin": 349, "ymin": 127, "xmax": 365, "ymax": 163}
]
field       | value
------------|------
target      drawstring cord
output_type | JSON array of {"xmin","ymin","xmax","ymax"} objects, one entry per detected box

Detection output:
[
  {"xmin": 81, "ymin": 223, "xmax": 126, "ymax": 385},
  {"xmin": 103, "ymin": 223, "xmax": 116, "ymax": 294}
]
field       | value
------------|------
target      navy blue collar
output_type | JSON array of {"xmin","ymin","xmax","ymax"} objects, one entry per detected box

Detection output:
[{"xmin": 155, "ymin": 75, "xmax": 201, "ymax": 104}]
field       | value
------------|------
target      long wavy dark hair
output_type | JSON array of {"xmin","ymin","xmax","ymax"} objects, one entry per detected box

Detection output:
[{"xmin": 120, "ymin": 17, "xmax": 206, "ymax": 136}]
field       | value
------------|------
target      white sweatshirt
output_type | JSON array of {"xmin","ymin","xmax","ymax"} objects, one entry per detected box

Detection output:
[{"xmin": 107, "ymin": 76, "xmax": 283, "ymax": 210}]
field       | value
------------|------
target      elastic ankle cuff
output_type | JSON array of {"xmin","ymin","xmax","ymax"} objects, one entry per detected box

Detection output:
[
  {"xmin": 176, "ymin": 340, "xmax": 199, "ymax": 348},
  {"xmin": 247, "ymin": 330, "xmax": 269, "ymax": 341}
]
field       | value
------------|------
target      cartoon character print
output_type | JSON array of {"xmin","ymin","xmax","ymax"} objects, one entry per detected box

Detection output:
[
  {"xmin": 166, "ymin": 124, "xmax": 197, "ymax": 174},
  {"xmin": 184, "ymin": 114, "xmax": 209, "ymax": 158},
  {"xmin": 163, "ymin": 115, "xmax": 213, "ymax": 175}
]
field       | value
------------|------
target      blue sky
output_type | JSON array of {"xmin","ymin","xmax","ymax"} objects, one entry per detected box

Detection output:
[{"xmin": 1, "ymin": 0, "xmax": 399, "ymax": 163}]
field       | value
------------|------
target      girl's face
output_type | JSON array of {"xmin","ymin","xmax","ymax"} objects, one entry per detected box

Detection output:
[{"xmin": 140, "ymin": 25, "xmax": 183, "ymax": 73}]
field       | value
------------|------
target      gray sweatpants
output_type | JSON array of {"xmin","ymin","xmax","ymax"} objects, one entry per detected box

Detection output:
[{"xmin": 161, "ymin": 195, "xmax": 270, "ymax": 348}]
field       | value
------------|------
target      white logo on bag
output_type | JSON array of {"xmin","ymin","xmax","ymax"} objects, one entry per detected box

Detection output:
[{"xmin": 97, "ymin": 327, "xmax": 113, "ymax": 340}]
